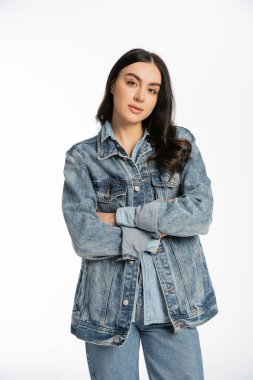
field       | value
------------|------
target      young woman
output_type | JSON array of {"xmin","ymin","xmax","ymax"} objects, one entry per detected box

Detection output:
[{"xmin": 62, "ymin": 48, "xmax": 218, "ymax": 380}]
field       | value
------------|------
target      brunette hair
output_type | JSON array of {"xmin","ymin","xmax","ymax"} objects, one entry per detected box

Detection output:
[{"xmin": 96, "ymin": 48, "xmax": 192, "ymax": 178}]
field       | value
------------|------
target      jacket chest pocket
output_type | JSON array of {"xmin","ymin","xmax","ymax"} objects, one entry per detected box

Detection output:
[
  {"xmin": 151, "ymin": 171, "xmax": 181, "ymax": 201},
  {"xmin": 93, "ymin": 181, "xmax": 127, "ymax": 212}
]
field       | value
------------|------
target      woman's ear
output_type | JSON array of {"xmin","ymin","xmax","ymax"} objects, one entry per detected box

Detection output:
[{"xmin": 110, "ymin": 82, "xmax": 114, "ymax": 94}]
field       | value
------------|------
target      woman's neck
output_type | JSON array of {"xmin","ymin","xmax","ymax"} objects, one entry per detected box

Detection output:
[
  {"xmin": 111, "ymin": 121, "xmax": 144, "ymax": 157},
  {"xmin": 112, "ymin": 119, "xmax": 144, "ymax": 142}
]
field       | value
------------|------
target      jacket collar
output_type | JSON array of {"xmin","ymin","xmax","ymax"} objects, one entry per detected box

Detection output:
[{"xmin": 97, "ymin": 120, "xmax": 152, "ymax": 160}]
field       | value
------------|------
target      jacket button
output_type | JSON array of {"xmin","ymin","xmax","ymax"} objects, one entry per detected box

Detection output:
[
  {"xmin": 164, "ymin": 287, "xmax": 175, "ymax": 292},
  {"xmin": 128, "ymin": 260, "xmax": 134, "ymax": 264},
  {"xmin": 114, "ymin": 335, "xmax": 121, "ymax": 343},
  {"xmin": 122, "ymin": 299, "xmax": 129, "ymax": 306},
  {"xmin": 134, "ymin": 186, "xmax": 140, "ymax": 192}
]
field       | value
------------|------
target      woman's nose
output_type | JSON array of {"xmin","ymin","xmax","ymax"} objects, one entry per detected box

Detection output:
[{"xmin": 134, "ymin": 88, "xmax": 145, "ymax": 102}]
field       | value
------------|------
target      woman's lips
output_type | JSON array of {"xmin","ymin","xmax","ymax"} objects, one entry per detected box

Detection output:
[{"xmin": 128, "ymin": 105, "xmax": 143, "ymax": 114}]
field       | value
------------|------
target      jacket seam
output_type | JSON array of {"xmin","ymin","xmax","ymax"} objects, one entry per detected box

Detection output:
[
  {"xmin": 66, "ymin": 151, "xmax": 90, "ymax": 177},
  {"xmin": 72, "ymin": 317, "xmax": 127, "ymax": 334}
]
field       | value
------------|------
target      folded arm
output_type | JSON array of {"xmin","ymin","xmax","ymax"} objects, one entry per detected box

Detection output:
[
  {"xmin": 96, "ymin": 212, "xmax": 168, "ymax": 238},
  {"xmin": 62, "ymin": 151, "xmax": 157, "ymax": 260},
  {"xmin": 116, "ymin": 132, "xmax": 214, "ymax": 238}
]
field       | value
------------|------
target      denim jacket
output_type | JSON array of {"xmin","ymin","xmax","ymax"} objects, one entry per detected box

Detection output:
[
  {"xmin": 61, "ymin": 121, "xmax": 218, "ymax": 347},
  {"xmin": 93, "ymin": 121, "xmax": 172, "ymax": 325}
]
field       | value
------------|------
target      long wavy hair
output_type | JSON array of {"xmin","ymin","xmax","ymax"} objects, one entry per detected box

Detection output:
[{"xmin": 96, "ymin": 48, "xmax": 192, "ymax": 179}]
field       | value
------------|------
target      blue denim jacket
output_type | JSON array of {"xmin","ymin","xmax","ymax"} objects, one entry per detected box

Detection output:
[
  {"xmin": 61, "ymin": 120, "xmax": 218, "ymax": 347},
  {"xmin": 98, "ymin": 121, "xmax": 171, "ymax": 325}
]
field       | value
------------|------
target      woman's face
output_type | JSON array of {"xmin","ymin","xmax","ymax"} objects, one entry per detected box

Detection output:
[{"xmin": 110, "ymin": 61, "xmax": 161, "ymax": 126}]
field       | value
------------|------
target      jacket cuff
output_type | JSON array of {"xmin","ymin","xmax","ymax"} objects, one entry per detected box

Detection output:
[
  {"xmin": 116, "ymin": 207, "xmax": 137, "ymax": 227},
  {"xmin": 145, "ymin": 236, "xmax": 162, "ymax": 253},
  {"xmin": 135, "ymin": 200, "xmax": 162, "ymax": 236},
  {"xmin": 116, "ymin": 199, "xmax": 162, "ymax": 233},
  {"xmin": 120, "ymin": 226, "xmax": 156, "ymax": 260}
]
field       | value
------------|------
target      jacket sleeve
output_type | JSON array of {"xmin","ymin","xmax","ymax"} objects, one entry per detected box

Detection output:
[
  {"xmin": 61, "ymin": 150, "xmax": 156, "ymax": 260},
  {"xmin": 115, "ymin": 132, "xmax": 214, "ymax": 238}
]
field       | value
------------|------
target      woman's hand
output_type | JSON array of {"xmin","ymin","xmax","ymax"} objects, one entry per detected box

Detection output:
[{"xmin": 96, "ymin": 212, "xmax": 117, "ymax": 227}]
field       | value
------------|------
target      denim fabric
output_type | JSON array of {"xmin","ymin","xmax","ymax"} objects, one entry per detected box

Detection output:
[
  {"xmin": 101, "ymin": 121, "xmax": 170, "ymax": 324},
  {"xmin": 61, "ymin": 119, "xmax": 218, "ymax": 347},
  {"xmin": 85, "ymin": 264, "xmax": 204, "ymax": 380},
  {"xmin": 130, "ymin": 254, "xmax": 171, "ymax": 324},
  {"xmin": 115, "ymin": 133, "xmax": 213, "ymax": 237}
]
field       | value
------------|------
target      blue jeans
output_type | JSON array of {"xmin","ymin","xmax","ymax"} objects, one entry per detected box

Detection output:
[{"xmin": 85, "ymin": 266, "xmax": 205, "ymax": 380}]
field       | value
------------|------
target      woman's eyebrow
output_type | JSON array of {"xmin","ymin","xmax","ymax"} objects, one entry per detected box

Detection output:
[{"xmin": 124, "ymin": 72, "xmax": 161, "ymax": 87}]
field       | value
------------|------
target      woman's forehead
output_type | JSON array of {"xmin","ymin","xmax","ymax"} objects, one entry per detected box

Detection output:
[{"xmin": 120, "ymin": 62, "xmax": 162, "ymax": 84}]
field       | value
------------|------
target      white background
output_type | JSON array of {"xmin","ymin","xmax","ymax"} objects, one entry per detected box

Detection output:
[{"xmin": 0, "ymin": 0, "xmax": 252, "ymax": 379}]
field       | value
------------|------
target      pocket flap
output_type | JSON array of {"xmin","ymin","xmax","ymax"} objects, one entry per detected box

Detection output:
[
  {"xmin": 93, "ymin": 182, "xmax": 127, "ymax": 203},
  {"xmin": 151, "ymin": 171, "xmax": 181, "ymax": 188}
]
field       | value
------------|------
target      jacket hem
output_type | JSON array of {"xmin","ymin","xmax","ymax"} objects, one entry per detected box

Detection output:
[
  {"xmin": 173, "ymin": 300, "xmax": 219, "ymax": 332},
  {"xmin": 70, "ymin": 300, "xmax": 218, "ymax": 345},
  {"xmin": 71, "ymin": 318, "xmax": 129, "ymax": 347}
]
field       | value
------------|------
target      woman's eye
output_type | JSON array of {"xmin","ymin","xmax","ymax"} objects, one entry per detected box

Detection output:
[
  {"xmin": 127, "ymin": 80, "xmax": 136, "ymax": 86},
  {"xmin": 127, "ymin": 80, "xmax": 157, "ymax": 95}
]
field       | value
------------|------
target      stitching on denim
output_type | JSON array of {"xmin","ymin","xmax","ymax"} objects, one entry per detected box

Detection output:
[
  {"xmin": 67, "ymin": 151, "xmax": 90, "ymax": 177},
  {"xmin": 168, "ymin": 238, "xmax": 194, "ymax": 310},
  {"xmin": 101, "ymin": 259, "xmax": 117, "ymax": 324}
]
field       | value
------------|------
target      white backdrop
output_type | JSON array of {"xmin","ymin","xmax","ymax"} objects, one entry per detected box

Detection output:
[{"xmin": 0, "ymin": 0, "xmax": 252, "ymax": 379}]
